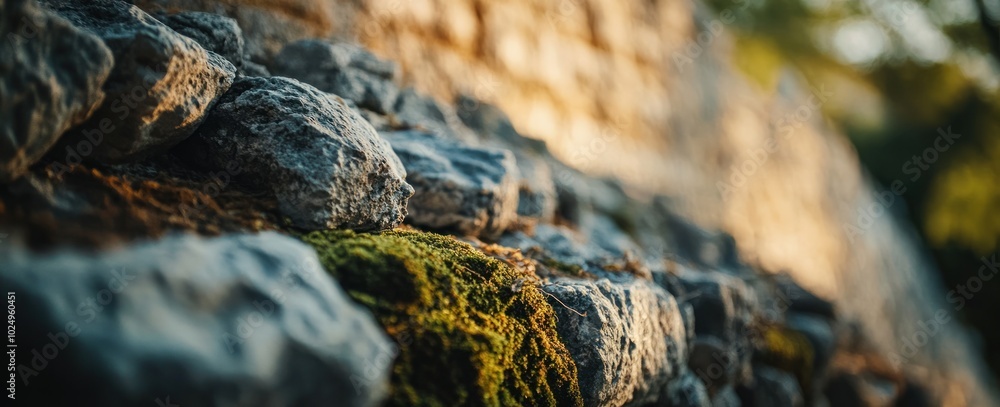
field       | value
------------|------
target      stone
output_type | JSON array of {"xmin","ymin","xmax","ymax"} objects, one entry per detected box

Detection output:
[
  {"xmin": 542, "ymin": 276, "xmax": 687, "ymax": 407},
  {"xmin": 752, "ymin": 366, "xmax": 804, "ymax": 407},
  {"xmin": 678, "ymin": 269, "xmax": 757, "ymax": 392},
  {"xmin": 0, "ymin": 0, "xmax": 113, "ymax": 182},
  {"xmin": 711, "ymin": 386, "xmax": 741, "ymax": 407},
  {"xmin": 132, "ymin": 0, "xmax": 346, "ymax": 63},
  {"xmin": 658, "ymin": 370, "xmax": 712, "ymax": 407},
  {"xmin": 774, "ymin": 273, "xmax": 836, "ymax": 320},
  {"xmin": 455, "ymin": 96, "xmax": 558, "ymax": 224},
  {"xmin": 382, "ymin": 130, "xmax": 518, "ymax": 238},
  {"xmin": 178, "ymin": 76, "xmax": 412, "ymax": 230},
  {"xmin": 393, "ymin": 88, "xmax": 477, "ymax": 142},
  {"xmin": 678, "ymin": 269, "xmax": 756, "ymax": 345},
  {"xmin": 154, "ymin": 11, "xmax": 245, "ymax": 70},
  {"xmin": 271, "ymin": 39, "xmax": 399, "ymax": 114},
  {"xmin": 40, "ymin": 0, "xmax": 236, "ymax": 163},
  {"xmin": 785, "ymin": 313, "xmax": 836, "ymax": 383},
  {"xmin": 688, "ymin": 337, "xmax": 741, "ymax": 395},
  {"xmin": 824, "ymin": 371, "xmax": 901, "ymax": 407},
  {"xmin": 1, "ymin": 232, "xmax": 392, "ymax": 407}
]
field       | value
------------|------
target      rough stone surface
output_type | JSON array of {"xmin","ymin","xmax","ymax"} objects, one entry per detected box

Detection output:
[
  {"xmin": 178, "ymin": 76, "xmax": 412, "ymax": 230},
  {"xmin": 542, "ymin": 276, "xmax": 688, "ymax": 407},
  {"xmin": 382, "ymin": 130, "xmax": 518, "ymax": 238},
  {"xmin": 271, "ymin": 39, "xmax": 399, "ymax": 114},
  {"xmin": 1, "ymin": 232, "xmax": 391, "ymax": 407},
  {"xmin": 455, "ymin": 97, "xmax": 558, "ymax": 225},
  {"xmin": 0, "ymin": 0, "xmax": 113, "ymax": 182},
  {"xmin": 40, "ymin": 0, "xmax": 235, "ymax": 163},
  {"xmin": 133, "ymin": 0, "xmax": 351, "ymax": 63},
  {"xmin": 155, "ymin": 11, "xmax": 245, "ymax": 70}
]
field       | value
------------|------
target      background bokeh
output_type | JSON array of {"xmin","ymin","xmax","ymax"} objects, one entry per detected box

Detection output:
[{"xmin": 702, "ymin": 0, "xmax": 1000, "ymax": 381}]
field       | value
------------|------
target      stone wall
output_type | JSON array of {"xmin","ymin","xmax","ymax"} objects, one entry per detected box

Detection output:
[{"xmin": 331, "ymin": 0, "xmax": 998, "ymax": 404}]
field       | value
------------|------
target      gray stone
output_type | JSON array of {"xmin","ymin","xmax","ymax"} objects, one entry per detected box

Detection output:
[
  {"xmin": 688, "ymin": 337, "xmax": 741, "ymax": 395},
  {"xmin": 711, "ymin": 386, "xmax": 741, "ymax": 407},
  {"xmin": 180, "ymin": 76, "xmax": 412, "ymax": 230},
  {"xmin": 382, "ymin": 130, "xmax": 518, "ymax": 238},
  {"xmin": 40, "ymin": 0, "xmax": 235, "ymax": 163},
  {"xmin": 658, "ymin": 370, "xmax": 712, "ymax": 407},
  {"xmin": 542, "ymin": 276, "xmax": 688, "ymax": 407},
  {"xmin": 752, "ymin": 366, "xmax": 804, "ymax": 407},
  {"xmin": 271, "ymin": 39, "xmax": 399, "ymax": 114},
  {"xmin": 0, "ymin": 0, "xmax": 113, "ymax": 182},
  {"xmin": 786, "ymin": 312, "xmax": 836, "ymax": 383},
  {"xmin": 1, "ymin": 232, "xmax": 392, "ymax": 407},
  {"xmin": 454, "ymin": 96, "xmax": 557, "ymax": 224},
  {"xmin": 393, "ymin": 88, "xmax": 477, "ymax": 142},
  {"xmin": 155, "ymin": 11, "xmax": 245, "ymax": 70},
  {"xmin": 678, "ymin": 270, "xmax": 757, "ymax": 391}
]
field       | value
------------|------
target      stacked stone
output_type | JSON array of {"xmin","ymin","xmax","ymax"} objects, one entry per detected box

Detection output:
[{"xmin": 0, "ymin": 1, "xmax": 961, "ymax": 406}]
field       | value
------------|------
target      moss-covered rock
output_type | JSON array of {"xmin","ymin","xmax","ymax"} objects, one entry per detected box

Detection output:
[{"xmin": 300, "ymin": 229, "xmax": 584, "ymax": 407}]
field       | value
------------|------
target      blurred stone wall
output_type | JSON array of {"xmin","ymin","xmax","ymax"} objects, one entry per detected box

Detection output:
[{"xmin": 135, "ymin": 0, "xmax": 998, "ymax": 404}]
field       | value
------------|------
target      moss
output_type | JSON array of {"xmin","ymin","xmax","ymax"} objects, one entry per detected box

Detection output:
[
  {"xmin": 754, "ymin": 323, "xmax": 815, "ymax": 395},
  {"xmin": 540, "ymin": 258, "xmax": 585, "ymax": 277},
  {"xmin": 0, "ymin": 163, "xmax": 280, "ymax": 250},
  {"xmin": 300, "ymin": 229, "xmax": 584, "ymax": 407}
]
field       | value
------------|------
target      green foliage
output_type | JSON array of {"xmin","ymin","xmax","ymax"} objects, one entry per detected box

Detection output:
[{"xmin": 300, "ymin": 229, "xmax": 584, "ymax": 407}]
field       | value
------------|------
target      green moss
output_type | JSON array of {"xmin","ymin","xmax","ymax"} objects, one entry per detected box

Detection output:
[
  {"xmin": 755, "ymin": 324, "xmax": 815, "ymax": 395},
  {"xmin": 540, "ymin": 258, "xmax": 585, "ymax": 277},
  {"xmin": 300, "ymin": 229, "xmax": 584, "ymax": 407}
]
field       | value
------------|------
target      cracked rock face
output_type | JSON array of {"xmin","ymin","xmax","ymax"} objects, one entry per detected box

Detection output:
[
  {"xmin": 180, "ymin": 76, "xmax": 412, "ymax": 230},
  {"xmin": 271, "ymin": 39, "xmax": 399, "ymax": 114},
  {"xmin": 543, "ymin": 276, "xmax": 688, "ymax": 407},
  {"xmin": 1, "ymin": 232, "xmax": 391, "ymax": 407},
  {"xmin": 0, "ymin": 0, "xmax": 113, "ymax": 182},
  {"xmin": 382, "ymin": 130, "xmax": 519, "ymax": 238},
  {"xmin": 39, "ymin": 0, "xmax": 236, "ymax": 163}
]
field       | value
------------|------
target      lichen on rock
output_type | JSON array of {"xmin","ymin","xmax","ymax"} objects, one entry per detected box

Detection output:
[{"xmin": 300, "ymin": 228, "xmax": 584, "ymax": 407}]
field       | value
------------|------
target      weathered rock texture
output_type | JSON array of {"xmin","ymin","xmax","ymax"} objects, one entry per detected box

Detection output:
[
  {"xmin": 543, "ymin": 277, "xmax": 687, "ymax": 407},
  {"xmin": 40, "ymin": 0, "xmax": 235, "ymax": 163},
  {"xmin": 382, "ymin": 130, "xmax": 518, "ymax": 237},
  {"xmin": 1, "ymin": 232, "xmax": 391, "ymax": 407},
  {"xmin": 133, "ymin": 0, "xmax": 349, "ymax": 63},
  {"xmin": 179, "ymin": 76, "xmax": 412, "ymax": 230},
  {"xmin": 271, "ymin": 39, "xmax": 399, "ymax": 114},
  {"xmin": 155, "ymin": 11, "xmax": 246, "ymax": 70},
  {"xmin": 314, "ymin": 0, "xmax": 997, "ymax": 403},
  {"xmin": 0, "ymin": 0, "xmax": 113, "ymax": 182}
]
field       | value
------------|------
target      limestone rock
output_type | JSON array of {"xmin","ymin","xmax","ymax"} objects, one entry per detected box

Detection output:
[
  {"xmin": 271, "ymin": 39, "xmax": 399, "ymax": 114},
  {"xmin": 382, "ymin": 130, "xmax": 518, "ymax": 238},
  {"xmin": 178, "ymin": 76, "xmax": 412, "ymax": 230},
  {"xmin": 0, "ymin": 0, "xmax": 112, "ymax": 182},
  {"xmin": 542, "ymin": 276, "xmax": 688, "ymax": 406},
  {"xmin": 1, "ymin": 232, "xmax": 392, "ymax": 407},
  {"xmin": 40, "ymin": 0, "xmax": 236, "ymax": 163}
]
